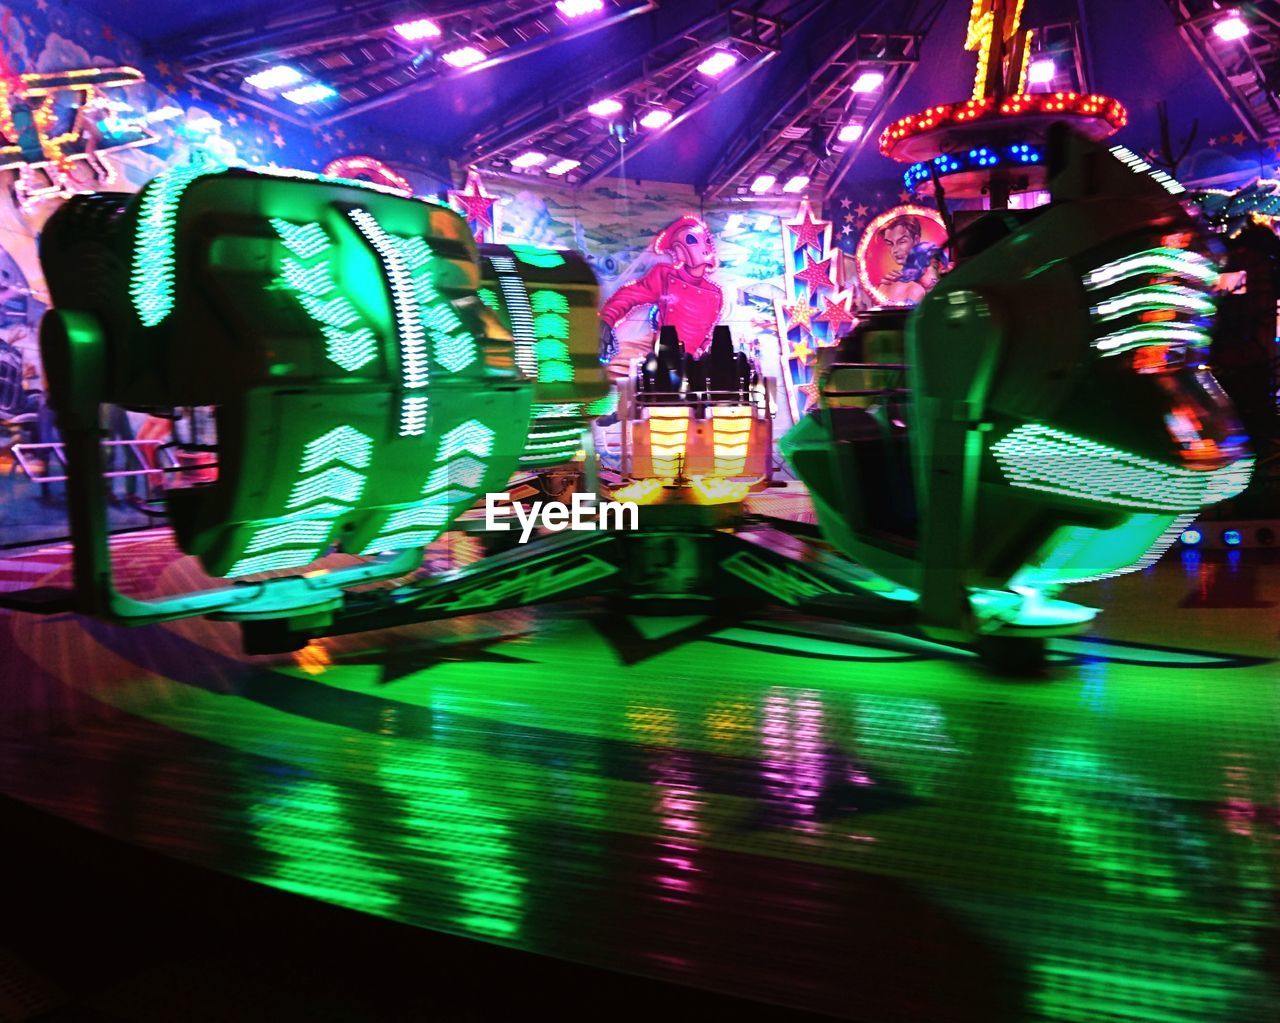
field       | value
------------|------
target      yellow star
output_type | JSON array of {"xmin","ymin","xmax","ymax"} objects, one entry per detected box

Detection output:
[
  {"xmin": 791, "ymin": 338, "xmax": 814, "ymax": 364},
  {"xmin": 787, "ymin": 300, "xmax": 813, "ymax": 330}
]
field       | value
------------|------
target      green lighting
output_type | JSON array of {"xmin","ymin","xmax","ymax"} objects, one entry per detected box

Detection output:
[
  {"xmin": 1084, "ymin": 247, "xmax": 1217, "ymax": 291},
  {"xmin": 270, "ymin": 217, "xmax": 331, "ymax": 260},
  {"xmin": 530, "ymin": 290, "xmax": 569, "ymax": 314},
  {"xmin": 508, "ymin": 244, "xmax": 565, "ymax": 268},
  {"xmin": 286, "ymin": 465, "xmax": 367, "ymax": 509},
  {"xmin": 1095, "ymin": 322, "xmax": 1211, "ymax": 356},
  {"xmin": 439, "ymin": 419, "xmax": 495, "ymax": 460},
  {"xmin": 1090, "ymin": 284, "xmax": 1216, "ymax": 322},
  {"xmin": 130, "ymin": 162, "xmax": 223, "ymax": 327},
  {"xmin": 347, "ymin": 209, "xmax": 429, "ymax": 434},
  {"xmin": 272, "ymin": 219, "xmax": 378, "ymax": 372},
  {"xmin": 991, "ymin": 424, "xmax": 1254, "ymax": 511},
  {"xmin": 299, "ymin": 425, "xmax": 374, "ymax": 473}
]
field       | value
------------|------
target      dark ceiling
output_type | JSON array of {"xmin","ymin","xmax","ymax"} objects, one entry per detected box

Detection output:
[{"xmin": 83, "ymin": 0, "xmax": 1253, "ymax": 191}]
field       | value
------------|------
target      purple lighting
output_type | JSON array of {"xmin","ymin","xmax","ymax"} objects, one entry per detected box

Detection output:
[
  {"xmin": 1213, "ymin": 14, "xmax": 1249, "ymax": 42},
  {"xmin": 639, "ymin": 108, "xmax": 673, "ymax": 129},
  {"xmin": 556, "ymin": 0, "xmax": 604, "ymax": 17},
  {"xmin": 1027, "ymin": 57, "xmax": 1056, "ymax": 86},
  {"xmin": 837, "ymin": 123, "xmax": 864, "ymax": 143},
  {"xmin": 851, "ymin": 70, "xmax": 885, "ymax": 93},
  {"xmin": 697, "ymin": 51, "xmax": 738, "ymax": 78},
  {"xmin": 442, "ymin": 45, "xmax": 486, "ymax": 69},
  {"xmin": 749, "ymin": 174, "xmax": 776, "ymax": 193},
  {"xmin": 587, "ymin": 97, "xmax": 624, "ymax": 117},
  {"xmin": 393, "ymin": 17, "xmax": 442, "ymax": 42},
  {"xmin": 511, "ymin": 151, "xmax": 548, "ymax": 169}
]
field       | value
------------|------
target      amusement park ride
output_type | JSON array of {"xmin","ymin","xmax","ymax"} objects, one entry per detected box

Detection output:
[{"xmin": 0, "ymin": 0, "xmax": 1255, "ymax": 671}]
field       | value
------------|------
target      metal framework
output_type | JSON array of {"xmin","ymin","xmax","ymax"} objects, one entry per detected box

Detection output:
[
  {"xmin": 1164, "ymin": 0, "xmax": 1280, "ymax": 140},
  {"xmin": 462, "ymin": 8, "xmax": 784, "ymax": 185},
  {"xmin": 177, "ymin": 0, "xmax": 657, "ymax": 127},
  {"xmin": 702, "ymin": 31, "xmax": 919, "ymax": 200}
]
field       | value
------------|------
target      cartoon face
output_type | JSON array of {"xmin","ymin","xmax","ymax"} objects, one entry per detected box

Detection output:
[
  {"xmin": 883, "ymin": 223, "xmax": 917, "ymax": 267},
  {"xmin": 670, "ymin": 223, "xmax": 718, "ymax": 275}
]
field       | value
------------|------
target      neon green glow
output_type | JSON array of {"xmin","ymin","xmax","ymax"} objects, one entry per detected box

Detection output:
[
  {"xmin": 532, "ymin": 313, "xmax": 570, "ymax": 340},
  {"xmin": 991, "ymin": 424, "xmax": 1254, "ymax": 511},
  {"xmin": 299, "ymin": 425, "xmax": 374, "ymax": 472},
  {"xmin": 530, "ymin": 290, "xmax": 570, "ymax": 314},
  {"xmin": 1090, "ymin": 285, "xmax": 1216, "ymax": 322},
  {"xmin": 1084, "ymin": 247, "xmax": 1217, "ymax": 291},
  {"xmin": 243, "ymin": 520, "xmax": 336, "ymax": 554},
  {"xmin": 1094, "ymin": 322, "xmax": 1211, "ymax": 356},
  {"xmin": 279, "ymin": 257, "xmax": 336, "ymax": 297},
  {"xmin": 272, "ymin": 219, "xmax": 378, "ymax": 372},
  {"xmin": 508, "ymin": 244, "xmax": 566, "ymax": 268},
  {"xmin": 347, "ymin": 209, "xmax": 430, "ymax": 436},
  {"xmin": 439, "ymin": 419, "xmax": 495, "ymax": 460},
  {"xmin": 287, "ymin": 466, "xmax": 368, "ymax": 509},
  {"xmin": 270, "ymin": 217, "xmax": 331, "ymax": 260},
  {"xmin": 535, "ymin": 338, "xmax": 570, "ymax": 361},
  {"xmin": 476, "ymin": 287, "xmax": 501, "ymax": 313},
  {"xmin": 130, "ymin": 162, "xmax": 222, "ymax": 327},
  {"xmin": 587, "ymin": 391, "xmax": 618, "ymax": 415}
]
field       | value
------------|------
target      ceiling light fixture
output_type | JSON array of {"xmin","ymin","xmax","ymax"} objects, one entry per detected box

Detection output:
[
  {"xmin": 442, "ymin": 45, "xmax": 487, "ymax": 68},
  {"xmin": 393, "ymin": 17, "xmax": 442, "ymax": 42},
  {"xmin": 587, "ymin": 98, "xmax": 624, "ymax": 117},
  {"xmin": 639, "ymin": 108, "xmax": 673, "ymax": 129},
  {"xmin": 282, "ymin": 83, "xmax": 338, "ymax": 104},
  {"xmin": 697, "ymin": 51, "xmax": 739, "ymax": 77},
  {"xmin": 244, "ymin": 65, "xmax": 304, "ymax": 90},
  {"xmin": 851, "ymin": 70, "xmax": 885, "ymax": 93},
  {"xmin": 511, "ymin": 151, "xmax": 548, "ymax": 168}
]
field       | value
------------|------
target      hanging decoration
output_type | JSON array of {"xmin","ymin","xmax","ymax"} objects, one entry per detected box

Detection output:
[
  {"xmin": 0, "ymin": 64, "xmax": 166, "ymax": 213},
  {"xmin": 772, "ymin": 197, "xmax": 856, "ymax": 422},
  {"xmin": 322, "ymin": 155, "xmax": 413, "ymax": 196},
  {"xmin": 447, "ymin": 167, "xmax": 499, "ymax": 243}
]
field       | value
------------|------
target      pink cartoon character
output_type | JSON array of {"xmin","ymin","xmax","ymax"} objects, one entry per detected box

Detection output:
[{"xmin": 599, "ymin": 214, "xmax": 724, "ymax": 371}]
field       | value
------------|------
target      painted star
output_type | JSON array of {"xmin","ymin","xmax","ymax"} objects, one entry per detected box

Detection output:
[
  {"xmin": 791, "ymin": 338, "xmax": 815, "ymax": 364},
  {"xmin": 787, "ymin": 300, "xmax": 814, "ymax": 330},
  {"xmin": 448, "ymin": 168, "xmax": 499, "ymax": 238},
  {"xmin": 840, "ymin": 197, "xmax": 851, "ymax": 208},
  {"xmin": 784, "ymin": 198, "xmax": 831, "ymax": 253},
  {"xmin": 795, "ymin": 257, "xmax": 835, "ymax": 292},
  {"xmin": 841, "ymin": 224, "xmax": 852, "ymax": 235},
  {"xmin": 855, "ymin": 204, "xmax": 869, "ymax": 217},
  {"xmin": 797, "ymin": 381, "xmax": 821, "ymax": 408},
  {"xmin": 814, "ymin": 294, "xmax": 855, "ymax": 331},
  {"xmin": 272, "ymin": 131, "xmax": 285, "ymax": 148},
  {"xmin": 335, "ymin": 127, "xmax": 347, "ymax": 139},
  {"xmin": 898, "ymin": 190, "xmax": 912, "ymax": 203},
  {"xmin": 1233, "ymin": 132, "xmax": 1247, "ymax": 145}
]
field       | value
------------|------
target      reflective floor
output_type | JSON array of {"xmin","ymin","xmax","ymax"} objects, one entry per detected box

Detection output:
[{"xmin": 1, "ymin": 533, "xmax": 1278, "ymax": 1021}]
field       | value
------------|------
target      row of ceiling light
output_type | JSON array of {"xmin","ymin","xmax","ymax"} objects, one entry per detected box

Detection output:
[
  {"xmin": 746, "ymin": 68, "xmax": 886, "ymax": 195},
  {"xmin": 242, "ymin": 2, "xmax": 609, "ymax": 105},
  {"xmin": 504, "ymin": 45, "xmax": 746, "ymax": 176}
]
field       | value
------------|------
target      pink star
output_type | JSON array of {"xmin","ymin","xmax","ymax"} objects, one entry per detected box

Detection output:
[
  {"xmin": 784, "ymin": 199, "xmax": 830, "ymax": 253},
  {"xmin": 795, "ymin": 257, "xmax": 835, "ymax": 292},
  {"xmin": 814, "ymin": 295, "xmax": 855, "ymax": 331},
  {"xmin": 448, "ymin": 168, "xmax": 498, "ymax": 239}
]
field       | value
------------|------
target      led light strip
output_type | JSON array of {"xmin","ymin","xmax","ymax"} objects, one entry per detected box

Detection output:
[
  {"xmin": 271, "ymin": 218, "xmax": 378, "ymax": 372},
  {"xmin": 991, "ymin": 423, "xmax": 1254, "ymax": 511},
  {"xmin": 130, "ymin": 162, "xmax": 224, "ymax": 326},
  {"xmin": 489, "ymin": 255, "xmax": 539, "ymax": 378},
  {"xmin": 1084, "ymin": 248, "xmax": 1217, "ymax": 291},
  {"xmin": 348, "ymin": 208, "xmax": 429, "ymax": 433},
  {"xmin": 1090, "ymin": 284, "xmax": 1215, "ymax": 322},
  {"xmin": 230, "ymin": 426, "xmax": 373, "ymax": 577},
  {"xmin": 1094, "ymin": 322, "xmax": 1212, "ymax": 356}
]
